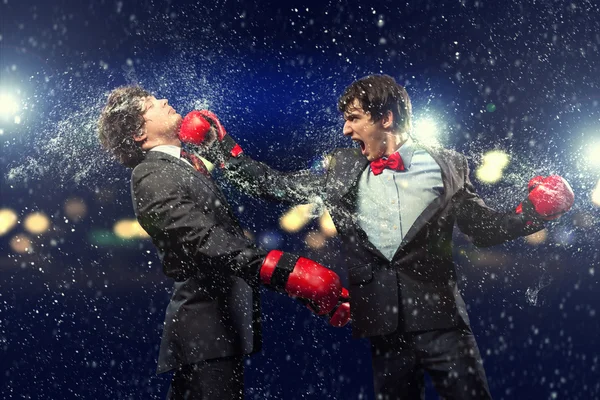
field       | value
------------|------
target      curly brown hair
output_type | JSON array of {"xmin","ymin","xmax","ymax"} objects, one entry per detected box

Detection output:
[
  {"xmin": 98, "ymin": 86, "xmax": 151, "ymax": 168},
  {"xmin": 338, "ymin": 74, "xmax": 412, "ymax": 134}
]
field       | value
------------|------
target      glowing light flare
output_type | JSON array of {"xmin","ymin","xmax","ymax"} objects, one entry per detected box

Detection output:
[
  {"xmin": 586, "ymin": 143, "xmax": 600, "ymax": 169},
  {"xmin": 475, "ymin": 150, "xmax": 510, "ymax": 184},
  {"xmin": 0, "ymin": 208, "xmax": 18, "ymax": 236},
  {"xmin": 412, "ymin": 117, "xmax": 439, "ymax": 145},
  {"xmin": 279, "ymin": 204, "xmax": 315, "ymax": 233},
  {"xmin": 113, "ymin": 219, "xmax": 149, "ymax": 239},
  {"xmin": 0, "ymin": 92, "xmax": 20, "ymax": 120},
  {"xmin": 23, "ymin": 212, "xmax": 51, "ymax": 235},
  {"xmin": 10, "ymin": 234, "xmax": 33, "ymax": 254},
  {"xmin": 591, "ymin": 179, "xmax": 600, "ymax": 207}
]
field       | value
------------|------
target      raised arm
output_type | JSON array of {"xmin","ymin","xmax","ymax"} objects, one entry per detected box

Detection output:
[
  {"xmin": 179, "ymin": 110, "xmax": 326, "ymax": 205},
  {"xmin": 453, "ymin": 155, "xmax": 573, "ymax": 248}
]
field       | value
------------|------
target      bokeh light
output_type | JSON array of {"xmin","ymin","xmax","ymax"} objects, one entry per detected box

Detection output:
[
  {"xmin": 319, "ymin": 211, "xmax": 337, "ymax": 237},
  {"xmin": 10, "ymin": 234, "xmax": 33, "ymax": 254},
  {"xmin": 280, "ymin": 204, "xmax": 315, "ymax": 233},
  {"xmin": 475, "ymin": 150, "xmax": 510, "ymax": 184},
  {"xmin": 23, "ymin": 212, "xmax": 51, "ymax": 235},
  {"xmin": 524, "ymin": 229, "xmax": 547, "ymax": 245},
  {"xmin": 257, "ymin": 230, "xmax": 283, "ymax": 250},
  {"xmin": 113, "ymin": 219, "xmax": 149, "ymax": 239},
  {"xmin": 0, "ymin": 208, "xmax": 19, "ymax": 236},
  {"xmin": 305, "ymin": 231, "xmax": 327, "ymax": 249},
  {"xmin": 64, "ymin": 197, "xmax": 88, "ymax": 222}
]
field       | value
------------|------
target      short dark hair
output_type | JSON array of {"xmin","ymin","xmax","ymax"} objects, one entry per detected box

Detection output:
[
  {"xmin": 98, "ymin": 86, "xmax": 151, "ymax": 168},
  {"xmin": 338, "ymin": 74, "xmax": 412, "ymax": 133}
]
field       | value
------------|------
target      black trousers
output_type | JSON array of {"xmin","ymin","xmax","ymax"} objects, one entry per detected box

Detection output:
[
  {"xmin": 370, "ymin": 327, "xmax": 492, "ymax": 400},
  {"xmin": 166, "ymin": 356, "xmax": 244, "ymax": 400}
]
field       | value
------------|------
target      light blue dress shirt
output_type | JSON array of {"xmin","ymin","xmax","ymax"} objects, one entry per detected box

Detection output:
[{"xmin": 356, "ymin": 138, "xmax": 444, "ymax": 260}]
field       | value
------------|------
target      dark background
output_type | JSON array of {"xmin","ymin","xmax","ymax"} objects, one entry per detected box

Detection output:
[{"xmin": 1, "ymin": 0, "xmax": 599, "ymax": 399}]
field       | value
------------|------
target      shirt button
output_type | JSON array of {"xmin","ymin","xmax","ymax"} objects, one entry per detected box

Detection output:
[
  {"xmin": 393, "ymin": 225, "xmax": 398, "ymax": 230},
  {"xmin": 391, "ymin": 200, "xmax": 396, "ymax": 204}
]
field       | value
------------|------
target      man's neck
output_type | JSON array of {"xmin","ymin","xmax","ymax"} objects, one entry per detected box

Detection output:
[
  {"xmin": 146, "ymin": 138, "xmax": 181, "ymax": 150},
  {"xmin": 383, "ymin": 132, "xmax": 409, "ymax": 157}
]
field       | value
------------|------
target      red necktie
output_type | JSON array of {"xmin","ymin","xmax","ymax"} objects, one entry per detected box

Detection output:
[
  {"xmin": 180, "ymin": 149, "xmax": 209, "ymax": 175},
  {"xmin": 370, "ymin": 152, "xmax": 405, "ymax": 176}
]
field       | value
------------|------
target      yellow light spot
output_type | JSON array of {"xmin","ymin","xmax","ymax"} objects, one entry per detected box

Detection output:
[
  {"xmin": 23, "ymin": 212, "xmax": 51, "ymax": 235},
  {"xmin": 10, "ymin": 234, "xmax": 32, "ymax": 254},
  {"xmin": 475, "ymin": 150, "xmax": 510, "ymax": 184},
  {"xmin": 0, "ymin": 208, "xmax": 18, "ymax": 236},
  {"xmin": 319, "ymin": 210, "xmax": 337, "ymax": 237},
  {"xmin": 280, "ymin": 204, "xmax": 315, "ymax": 233},
  {"xmin": 114, "ymin": 219, "xmax": 149, "ymax": 239},
  {"xmin": 64, "ymin": 197, "xmax": 88, "ymax": 222},
  {"xmin": 524, "ymin": 229, "xmax": 547, "ymax": 245},
  {"xmin": 305, "ymin": 231, "xmax": 326, "ymax": 249}
]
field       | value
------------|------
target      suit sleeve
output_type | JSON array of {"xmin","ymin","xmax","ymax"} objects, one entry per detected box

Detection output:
[
  {"xmin": 453, "ymin": 154, "xmax": 544, "ymax": 247},
  {"xmin": 222, "ymin": 153, "xmax": 327, "ymax": 205},
  {"xmin": 132, "ymin": 164, "xmax": 266, "ymax": 282}
]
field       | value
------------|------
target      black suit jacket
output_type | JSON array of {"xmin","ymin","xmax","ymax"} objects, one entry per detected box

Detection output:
[
  {"xmin": 131, "ymin": 150, "xmax": 266, "ymax": 374},
  {"xmin": 224, "ymin": 143, "xmax": 544, "ymax": 338}
]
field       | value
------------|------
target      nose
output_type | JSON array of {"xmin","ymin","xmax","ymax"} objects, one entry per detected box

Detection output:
[
  {"xmin": 161, "ymin": 99, "xmax": 168, "ymax": 107},
  {"xmin": 342, "ymin": 120, "xmax": 352, "ymax": 136}
]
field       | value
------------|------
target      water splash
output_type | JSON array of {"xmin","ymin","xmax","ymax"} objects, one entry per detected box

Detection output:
[{"xmin": 525, "ymin": 271, "xmax": 553, "ymax": 306}]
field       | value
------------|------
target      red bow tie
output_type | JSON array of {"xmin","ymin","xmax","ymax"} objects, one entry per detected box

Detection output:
[
  {"xmin": 370, "ymin": 152, "xmax": 405, "ymax": 176},
  {"xmin": 181, "ymin": 149, "xmax": 209, "ymax": 175}
]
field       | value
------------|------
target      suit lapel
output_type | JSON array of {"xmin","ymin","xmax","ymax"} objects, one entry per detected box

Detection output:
[
  {"xmin": 325, "ymin": 149, "xmax": 389, "ymax": 261},
  {"xmin": 390, "ymin": 144, "xmax": 460, "ymax": 259},
  {"xmin": 325, "ymin": 148, "xmax": 369, "ymax": 202}
]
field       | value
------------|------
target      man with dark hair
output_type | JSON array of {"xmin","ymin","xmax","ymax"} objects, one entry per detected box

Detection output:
[
  {"xmin": 179, "ymin": 74, "xmax": 574, "ymax": 399},
  {"xmin": 97, "ymin": 86, "xmax": 350, "ymax": 400},
  {"xmin": 98, "ymin": 86, "xmax": 151, "ymax": 168}
]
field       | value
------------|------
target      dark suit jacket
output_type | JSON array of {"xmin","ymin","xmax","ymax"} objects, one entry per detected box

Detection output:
[
  {"xmin": 131, "ymin": 150, "xmax": 266, "ymax": 374},
  {"xmin": 224, "ymin": 144, "xmax": 544, "ymax": 339}
]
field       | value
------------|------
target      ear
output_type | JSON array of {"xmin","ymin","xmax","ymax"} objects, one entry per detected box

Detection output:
[
  {"xmin": 133, "ymin": 130, "xmax": 147, "ymax": 144},
  {"xmin": 381, "ymin": 110, "xmax": 394, "ymax": 129}
]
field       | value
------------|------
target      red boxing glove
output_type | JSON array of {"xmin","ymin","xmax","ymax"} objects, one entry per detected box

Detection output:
[
  {"xmin": 179, "ymin": 111, "xmax": 212, "ymax": 146},
  {"xmin": 260, "ymin": 250, "xmax": 342, "ymax": 316},
  {"xmin": 328, "ymin": 288, "xmax": 351, "ymax": 327},
  {"xmin": 196, "ymin": 110, "xmax": 244, "ymax": 158},
  {"xmin": 516, "ymin": 175, "xmax": 574, "ymax": 221},
  {"xmin": 196, "ymin": 110, "xmax": 228, "ymax": 141}
]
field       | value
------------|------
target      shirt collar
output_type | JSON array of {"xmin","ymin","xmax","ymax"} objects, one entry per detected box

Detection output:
[
  {"xmin": 149, "ymin": 144, "xmax": 182, "ymax": 160},
  {"xmin": 388, "ymin": 136, "xmax": 415, "ymax": 170}
]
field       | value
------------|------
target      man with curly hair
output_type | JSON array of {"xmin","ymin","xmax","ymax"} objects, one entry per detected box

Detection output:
[{"xmin": 98, "ymin": 86, "xmax": 350, "ymax": 400}]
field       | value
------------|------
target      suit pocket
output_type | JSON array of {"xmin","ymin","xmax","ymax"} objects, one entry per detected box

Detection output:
[{"xmin": 348, "ymin": 265, "xmax": 373, "ymax": 285}]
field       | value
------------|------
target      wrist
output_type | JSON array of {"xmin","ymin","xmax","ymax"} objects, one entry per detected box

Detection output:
[{"xmin": 259, "ymin": 250, "xmax": 299, "ymax": 291}]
